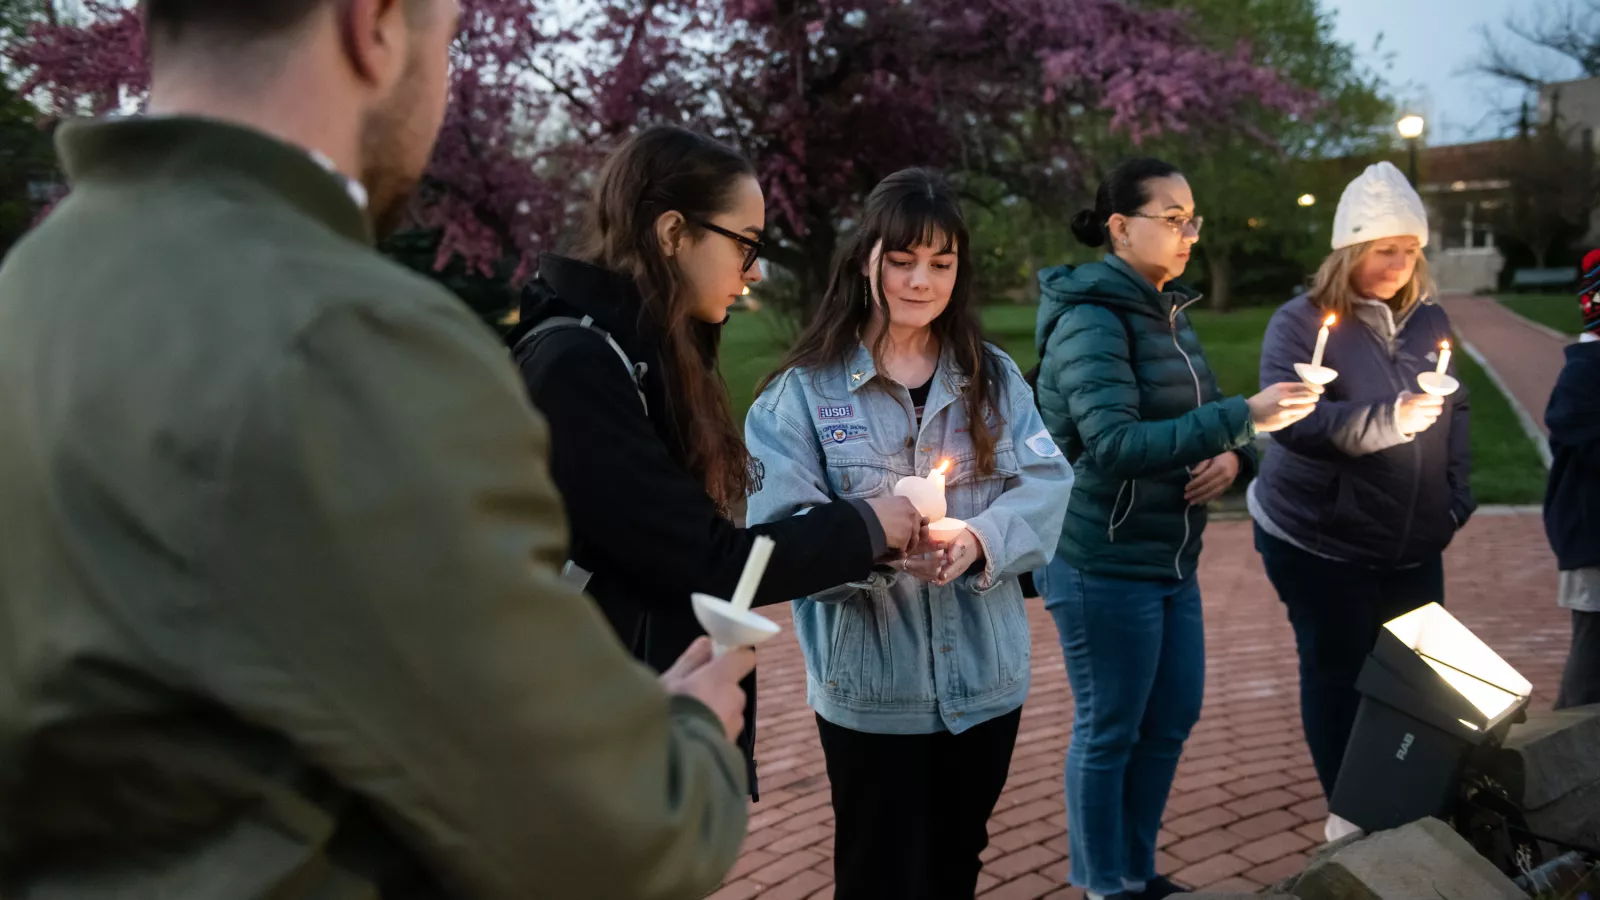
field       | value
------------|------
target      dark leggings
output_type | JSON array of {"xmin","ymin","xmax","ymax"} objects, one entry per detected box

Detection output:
[
  {"xmin": 1255, "ymin": 524, "xmax": 1444, "ymax": 797},
  {"xmin": 817, "ymin": 709, "xmax": 1022, "ymax": 900}
]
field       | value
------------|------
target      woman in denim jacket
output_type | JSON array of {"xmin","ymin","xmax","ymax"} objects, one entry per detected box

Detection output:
[{"xmin": 745, "ymin": 169, "xmax": 1073, "ymax": 900}]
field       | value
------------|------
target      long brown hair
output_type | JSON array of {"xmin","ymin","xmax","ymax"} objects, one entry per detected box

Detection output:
[
  {"xmin": 579, "ymin": 126, "xmax": 755, "ymax": 512},
  {"xmin": 759, "ymin": 168, "xmax": 1005, "ymax": 475},
  {"xmin": 1309, "ymin": 241, "xmax": 1435, "ymax": 320}
]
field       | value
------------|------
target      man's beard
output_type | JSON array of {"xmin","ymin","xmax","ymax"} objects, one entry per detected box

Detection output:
[
  {"xmin": 364, "ymin": 163, "xmax": 420, "ymax": 240},
  {"xmin": 358, "ymin": 55, "xmax": 428, "ymax": 240}
]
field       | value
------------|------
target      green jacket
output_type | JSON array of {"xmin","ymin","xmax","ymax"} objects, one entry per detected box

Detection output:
[
  {"xmin": 1034, "ymin": 255, "xmax": 1258, "ymax": 582},
  {"xmin": 0, "ymin": 118, "xmax": 746, "ymax": 899}
]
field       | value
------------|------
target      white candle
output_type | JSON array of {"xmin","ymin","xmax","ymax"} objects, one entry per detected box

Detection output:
[
  {"xmin": 730, "ymin": 535, "xmax": 776, "ymax": 614},
  {"xmin": 1311, "ymin": 313, "xmax": 1336, "ymax": 368},
  {"xmin": 1435, "ymin": 340, "xmax": 1451, "ymax": 374},
  {"xmin": 894, "ymin": 460, "xmax": 950, "ymax": 522}
]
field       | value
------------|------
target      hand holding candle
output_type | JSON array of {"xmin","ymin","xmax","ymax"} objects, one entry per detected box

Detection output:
[
  {"xmin": 933, "ymin": 527, "xmax": 982, "ymax": 587},
  {"xmin": 1396, "ymin": 390, "xmax": 1446, "ymax": 433},
  {"xmin": 894, "ymin": 459, "xmax": 968, "ymax": 555},
  {"xmin": 863, "ymin": 496, "xmax": 926, "ymax": 554},
  {"xmin": 1248, "ymin": 382, "xmax": 1323, "ymax": 433},
  {"xmin": 657, "ymin": 637, "xmax": 755, "ymax": 740}
]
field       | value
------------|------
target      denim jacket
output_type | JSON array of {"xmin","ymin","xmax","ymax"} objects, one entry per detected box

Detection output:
[{"xmin": 744, "ymin": 341, "xmax": 1073, "ymax": 735}]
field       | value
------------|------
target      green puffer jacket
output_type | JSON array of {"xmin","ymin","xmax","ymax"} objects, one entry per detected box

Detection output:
[{"xmin": 1034, "ymin": 255, "xmax": 1259, "ymax": 582}]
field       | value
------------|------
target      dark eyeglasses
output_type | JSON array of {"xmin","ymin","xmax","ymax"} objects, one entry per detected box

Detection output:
[
  {"xmin": 1127, "ymin": 212, "xmax": 1203, "ymax": 236},
  {"xmin": 690, "ymin": 218, "xmax": 765, "ymax": 273}
]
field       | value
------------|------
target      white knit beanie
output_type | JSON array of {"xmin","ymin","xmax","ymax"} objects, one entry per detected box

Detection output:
[{"xmin": 1331, "ymin": 161, "xmax": 1429, "ymax": 250}]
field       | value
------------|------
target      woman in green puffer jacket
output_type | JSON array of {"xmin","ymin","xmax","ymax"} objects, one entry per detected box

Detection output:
[{"xmin": 1032, "ymin": 157, "xmax": 1322, "ymax": 900}]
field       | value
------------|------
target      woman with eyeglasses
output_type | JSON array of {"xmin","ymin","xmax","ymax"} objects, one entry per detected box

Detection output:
[
  {"xmin": 508, "ymin": 126, "xmax": 926, "ymax": 798},
  {"xmin": 1032, "ymin": 157, "xmax": 1321, "ymax": 900}
]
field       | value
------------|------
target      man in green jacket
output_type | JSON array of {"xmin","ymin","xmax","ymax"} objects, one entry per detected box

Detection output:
[{"xmin": 0, "ymin": 1, "xmax": 754, "ymax": 898}]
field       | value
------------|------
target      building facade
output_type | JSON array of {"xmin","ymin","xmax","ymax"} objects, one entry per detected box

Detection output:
[{"xmin": 1539, "ymin": 76, "xmax": 1600, "ymax": 247}]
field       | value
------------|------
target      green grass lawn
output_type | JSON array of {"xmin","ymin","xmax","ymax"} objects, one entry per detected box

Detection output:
[
  {"xmin": 1454, "ymin": 349, "xmax": 1549, "ymax": 505},
  {"xmin": 1497, "ymin": 292, "xmax": 1583, "ymax": 336},
  {"xmin": 720, "ymin": 304, "xmax": 1546, "ymax": 504}
]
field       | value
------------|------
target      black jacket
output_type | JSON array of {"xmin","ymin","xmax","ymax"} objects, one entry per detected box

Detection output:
[
  {"xmin": 1545, "ymin": 340, "xmax": 1600, "ymax": 572},
  {"xmin": 507, "ymin": 254, "xmax": 885, "ymax": 793}
]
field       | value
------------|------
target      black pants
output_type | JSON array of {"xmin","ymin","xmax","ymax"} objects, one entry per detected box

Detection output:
[
  {"xmin": 1255, "ymin": 524, "xmax": 1444, "ymax": 798},
  {"xmin": 1557, "ymin": 609, "xmax": 1600, "ymax": 710},
  {"xmin": 816, "ymin": 708, "xmax": 1022, "ymax": 900}
]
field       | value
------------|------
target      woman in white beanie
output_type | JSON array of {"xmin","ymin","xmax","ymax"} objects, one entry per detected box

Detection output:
[{"xmin": 1247, "ymin": 161, "xmax": 1474, "ymax": 836}]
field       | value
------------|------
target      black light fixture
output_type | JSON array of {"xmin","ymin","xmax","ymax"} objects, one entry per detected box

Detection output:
[{"xmin": 1330, "ymin": 603, "xmax": 1533, "ymax": 833}]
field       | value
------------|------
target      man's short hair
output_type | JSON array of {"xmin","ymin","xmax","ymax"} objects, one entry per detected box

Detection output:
[
  {"xmin": 142, "ymin": 0, "xmax": 427, "ymax": 47},
  {"xmin": 142, "ymin": 0, "xmax": 328, "ymax": 44}
]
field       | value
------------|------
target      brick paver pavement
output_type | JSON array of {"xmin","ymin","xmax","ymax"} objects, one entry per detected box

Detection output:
[
  {"xmin": 1438, "ymin": 292, "xmax": 1571, "ymax": 438},
  {"xmin": 713, "ymin": 513, "xmax": 1567, "ymax": 899}
]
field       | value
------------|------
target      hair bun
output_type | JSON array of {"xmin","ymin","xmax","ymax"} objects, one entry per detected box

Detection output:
[{"xmin": 1070, "ymin": 209, "xmax": 1106, "ymax": 248}]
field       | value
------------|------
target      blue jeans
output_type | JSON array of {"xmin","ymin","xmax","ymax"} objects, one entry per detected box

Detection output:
[{"xmin": 1039, "ymin": 557, "xmax": 1205, "ymax": 895}]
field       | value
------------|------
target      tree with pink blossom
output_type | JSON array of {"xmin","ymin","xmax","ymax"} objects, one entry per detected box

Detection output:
[{"xmin": 7, "ymin": 0, "xmax": 1311, "ymax": 321}]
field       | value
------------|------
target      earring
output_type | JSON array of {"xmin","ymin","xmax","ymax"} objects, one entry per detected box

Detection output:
[
  {"xmin": 1122, "ymin": 239, "xmax": 1130, "ymax": 247},
  {"xmin": 864, "ymin": 282, "xmax": 873, "ymax": 309}
]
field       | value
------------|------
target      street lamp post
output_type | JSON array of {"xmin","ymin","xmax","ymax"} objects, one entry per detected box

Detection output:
[{"xmin": 1397, "ymin": 115, "xmax": 1426, "ymax": 186}]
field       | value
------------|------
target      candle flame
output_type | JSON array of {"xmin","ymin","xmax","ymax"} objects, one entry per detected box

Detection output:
[
  {"xmin": 935, "ymin": 459, "xmax": 951, "ymax": 475},
  {"xmin": 1324, "ymin": 314, "xmax": 1337, "ymax": 327},
  {"xmin": 1441, "ymin": 339, "xmax": 1450, "ymax": 350}
]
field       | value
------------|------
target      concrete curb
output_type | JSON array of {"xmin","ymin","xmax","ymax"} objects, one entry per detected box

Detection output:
[{"xmin": 1454, "ymin": 333, "xmax": 1554, "ymax": 470}]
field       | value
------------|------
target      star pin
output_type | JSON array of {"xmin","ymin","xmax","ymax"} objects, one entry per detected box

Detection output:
[{"xmin": 851, "ymin": 371, "xmax": 864, "ymax": 383}]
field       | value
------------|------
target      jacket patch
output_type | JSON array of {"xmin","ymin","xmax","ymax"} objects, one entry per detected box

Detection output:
[
  {"xmin": 1026, "ymin": 429, "xmax": 1063, "ymax": 458},
  {"xmin": 821, "ymin": 423, "xmax": 871, "ymax": 445},
  {"xmin": 817, "ymin": 404, "xmax": 855, "ymax": 420}
]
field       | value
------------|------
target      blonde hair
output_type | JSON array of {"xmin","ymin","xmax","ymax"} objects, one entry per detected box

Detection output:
[{"xmin": 1308, "ymin": 241, "xmax": 1435, "ymax": 320}]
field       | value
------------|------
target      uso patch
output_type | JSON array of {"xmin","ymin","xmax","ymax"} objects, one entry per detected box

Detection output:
[
  {"xmin": 820, "ymin": 423, "xmax": 871, "ymax": 445},
  {"xmin": 817, "ymin": 404, "xmax": 855, "ymax": 420}
]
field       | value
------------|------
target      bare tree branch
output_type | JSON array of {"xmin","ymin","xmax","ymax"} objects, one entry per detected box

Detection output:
[
  {"xmin": 1472, "ymin": 24, "xmax": 1555, "ymax": 91},
  {"xmin": 1471, "ymin": 0, "xmax": 1600, "ymax": 92}
]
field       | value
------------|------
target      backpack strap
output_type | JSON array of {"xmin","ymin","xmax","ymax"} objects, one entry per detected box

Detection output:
[
  {"xmin": 512, "ymin": 315, "xmax": 649, "ymax": 415},
  {"xmin": 509, "ymin": 316, "xmax": 647, "ymax": 595}
]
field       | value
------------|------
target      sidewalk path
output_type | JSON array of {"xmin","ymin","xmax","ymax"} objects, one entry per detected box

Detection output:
[
  {"xmin": 714, "ymin": 514, "xmax": 1566, "ymax": 900},
  {"xmin": 1439, "ymin": 292, "xmax": 1570, "ymax": 442}
]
